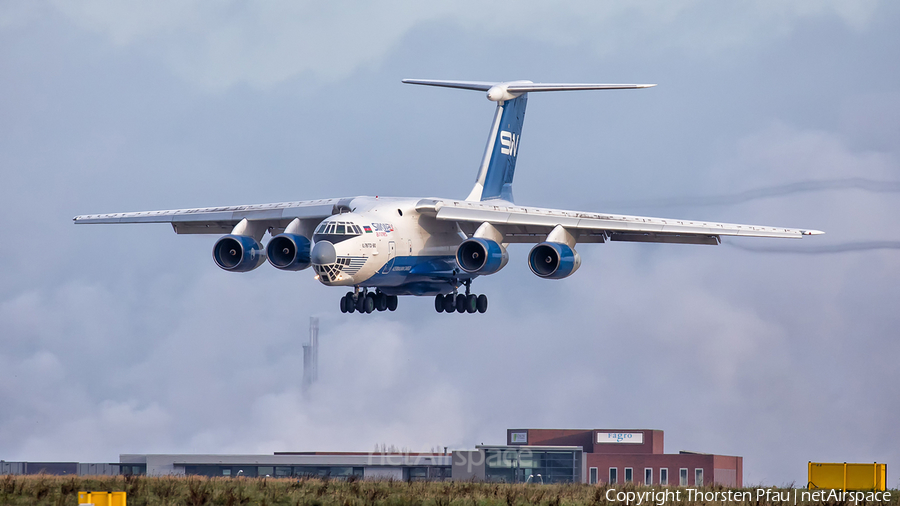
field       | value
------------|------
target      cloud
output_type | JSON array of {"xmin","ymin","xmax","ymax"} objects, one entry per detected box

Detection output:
[
  {"xmin": 37, "ymin": 0, "xmax": 883, "ymax": 91},
  {"xmin": 725, "ymin": 240, "xmax": 900, "ymax": 254},
  {"xmin": 607, "ymin": 178, "xmax": 900, "ymax": 209},
  {"xmin": 1, "ymin": 0, "xmax": 899, "ymax": 487},
  {"xmin": 45, "ymin": 0, "xmax": 457, "ymax": 90}
]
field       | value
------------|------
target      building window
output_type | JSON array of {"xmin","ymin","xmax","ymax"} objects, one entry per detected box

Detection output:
[
  {"xmin": 590, "ymin": 467, "xmax": 598, "ymax": 484},
  {"xmin": 679, "ymin": 468, "xmax": 688, "ymax": 486},
  {"xmin": 660, "ymin": 468, "xmax": 668, "ymax": 485},
  {"xmin": 624, "ymin": 468, "xmax": 633, "ymax": 483},
  {"xmin": 484, "ymin": 448, "xmax": 581, "ymax": 484},
  {"xmin": 120, "ymin": 465, "xmax": 147, "ymax": 476},
  {"xmin": 431, "ymin": 467, "xmax": 452, "ymax": 480},
  {"xmin": 695, "ymin": 469, "xmax": 703, "ymax": 486},
  {"xmin": 644, "ymin": 468, "xmax": 652, "ymax": 485},
  {"xmin": 406, "ymin": 467, "xmax": 428, "ymax": 481},
  {"xmin": 609, "ymin": 468, "xmax": 618, "ymax": 484}
]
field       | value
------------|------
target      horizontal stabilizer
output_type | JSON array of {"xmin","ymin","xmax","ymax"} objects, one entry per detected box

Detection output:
[
  {"xmin": 506, "ymin": 83, "xmax": 656, "ymax": 92},
  {"xmin": 402, "ymin": 79, "xmax": 656, "ymax": 101},
  {"xmin": 401, "ymin": 79, "xmax": 495, "ymax": 91}
]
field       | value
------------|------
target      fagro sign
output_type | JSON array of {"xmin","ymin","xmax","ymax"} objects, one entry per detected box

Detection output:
[{"xmin": 597, "ymin": 432, "xmax": 643, "ymax": 444}]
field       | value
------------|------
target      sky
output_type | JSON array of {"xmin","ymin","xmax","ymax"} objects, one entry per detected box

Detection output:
[{"xmin": 1, "ymin": 0, "xmax": 899, "ymax": 486}]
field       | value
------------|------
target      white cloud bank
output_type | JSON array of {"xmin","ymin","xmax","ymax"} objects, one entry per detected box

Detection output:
[{"xmin": 21, "ymin": 0, "xmax": 881, "ymax": 90}]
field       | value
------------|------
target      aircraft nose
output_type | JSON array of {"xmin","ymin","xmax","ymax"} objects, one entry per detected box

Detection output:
[{"xmin": 311, "ymin": 240, "xmax": 336, "ymax": 265}]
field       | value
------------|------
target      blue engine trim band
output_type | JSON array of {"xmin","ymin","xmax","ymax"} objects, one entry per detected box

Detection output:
[
  {"xmin": 528, "ymin": 242, "xmax": 578, "ymax": 279},
  {"xmin": 213, "ymin": 235, "xmax": 265, "ymax": 272},
  {"xmin": 456, "ymin": 238, "xmax": 506, "ymax": 274},
  {"xmin": 267, "ymin": 233, "xmax": 311, "ymax": 271}
]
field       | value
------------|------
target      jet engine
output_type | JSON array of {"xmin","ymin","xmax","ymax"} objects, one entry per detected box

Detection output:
[
  {"xmin": 456, "ymin": 238, "xmax": 509, "ymax": 275},
  {"xmin": 266, "ymin": 233, "xmax": 311, "ymax": 271},
  {"xmin": 213, "ymin": 235, "xmax": 266, "ymax": 272},
  {"xmin": 528, "ymin": 242, "xmax": 581, "ymax": 279}
]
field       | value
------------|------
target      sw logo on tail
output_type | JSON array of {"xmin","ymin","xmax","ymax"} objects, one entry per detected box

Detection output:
[{"xmin": 500, "ymin": 131, "xmax": 518, "ymax": 156}]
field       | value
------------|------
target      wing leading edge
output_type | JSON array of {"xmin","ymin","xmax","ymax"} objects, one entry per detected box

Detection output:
[
  {"xmin": 73, "ymin": 198, "xmax": 350, "ymax": 235},
  {"xmin": 415, "ymin": 199, "xmax": 823, "ymax": 245}
]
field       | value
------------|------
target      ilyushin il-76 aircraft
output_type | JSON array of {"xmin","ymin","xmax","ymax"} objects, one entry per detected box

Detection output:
[{"xmin": 75, "ymin": 79, "xmax": 823, "ymax": 315}]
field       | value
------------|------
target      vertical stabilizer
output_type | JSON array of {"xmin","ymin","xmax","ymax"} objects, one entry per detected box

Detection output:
[
  {"xmin": 401, "ymin": 79, "xmax": 655, "ymax": 203},
  {"xmin": 467, "ymin": 95, "xmax": 527, "ymax": 202}
]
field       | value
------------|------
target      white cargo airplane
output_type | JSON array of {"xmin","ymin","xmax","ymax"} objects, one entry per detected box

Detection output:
[{"xmin": 74, "ymin": 79, "xmax": 823, "ymax": 314}]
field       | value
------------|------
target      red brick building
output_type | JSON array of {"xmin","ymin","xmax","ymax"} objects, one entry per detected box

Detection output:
[{"xmin": 506, "ymin": 429, "xmax": 742, "ymax": 487}]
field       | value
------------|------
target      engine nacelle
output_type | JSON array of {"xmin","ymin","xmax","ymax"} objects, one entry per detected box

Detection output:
[
  {"xmin": 456, "ymin": 238, "xmax": 509, "ymax": 275},
  {"xmin": 528, "ymin": 242, "xmax": 582, "ymax": 279},
  {"xmin": 213, "ymin": 234, "xmax": 266, "ymax": 272},
  {"xmin": 266, "ymin": 233, "xmax": 312, "ymax": 271}
]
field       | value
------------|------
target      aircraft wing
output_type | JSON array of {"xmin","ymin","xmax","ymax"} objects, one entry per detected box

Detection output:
[
  {"xmin": 73, "ymin": 198, "xmax": 351, "ymax": 235},
  {"xmin": 416, "ymin": 199, "xmax": 823, "ymax": 245}
]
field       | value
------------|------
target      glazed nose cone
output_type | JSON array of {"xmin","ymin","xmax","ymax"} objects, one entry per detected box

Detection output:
[{"xmin": 311, "ymin": 240, "xmax": 336, "ymax": 265}]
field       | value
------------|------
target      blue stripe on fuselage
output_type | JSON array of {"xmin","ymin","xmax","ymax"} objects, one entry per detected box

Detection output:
[{"xmin": 363, "ymin": 255, "xmax": 477, "ymax": 295}]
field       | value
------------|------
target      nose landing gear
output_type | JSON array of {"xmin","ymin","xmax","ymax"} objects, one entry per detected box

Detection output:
[{"xmin": 340, "ymin": 289, "xmax": 397, "ymax": 314}]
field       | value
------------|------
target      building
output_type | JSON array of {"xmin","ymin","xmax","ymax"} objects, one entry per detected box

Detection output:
[
  {"xmin": 0, "ymin": 461, "xmax": 119, "ymax": 476},
  {"xmin": 2, "ymin": 428, "xmax": 741, "ymax": 485},
  {"xmin": 118, "ymin": 451, "xmax": 452, "ymax": 480},
  {"xmin": 501, "ymin": 429, "xmax": 742, "ymax": 486}
]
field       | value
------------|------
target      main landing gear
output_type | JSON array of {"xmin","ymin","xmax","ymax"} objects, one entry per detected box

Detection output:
[
  {"xmin": 340, "ymin": 290, "xmax": 398, "ymax": 314},
  {"xmin": 435, "ymin": 280, "xmax": 487, "ymax": 314}
]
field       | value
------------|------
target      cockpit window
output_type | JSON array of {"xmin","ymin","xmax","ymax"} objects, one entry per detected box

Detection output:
[{"xmin": 314, "ymin": 221, "xmax": 362, "ymax": 238}]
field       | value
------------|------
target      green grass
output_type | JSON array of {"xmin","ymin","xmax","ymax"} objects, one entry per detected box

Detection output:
[{"xmin": 0, "ymin": 475, "xmax": 896, "ymax": 506}]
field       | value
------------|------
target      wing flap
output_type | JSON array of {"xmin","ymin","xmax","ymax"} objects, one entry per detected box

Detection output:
[{"xmin": 610, "ymin": 232, "xmax": 719, "ymax": 245}]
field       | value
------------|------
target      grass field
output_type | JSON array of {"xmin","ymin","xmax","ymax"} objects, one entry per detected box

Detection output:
[{"xmin": 1, "ymin": 475, "xmax": 896, "ymax": 506}]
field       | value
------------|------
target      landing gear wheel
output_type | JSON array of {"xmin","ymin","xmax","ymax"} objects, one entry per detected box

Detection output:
[
  {"xmin": 443, "ymin": 294, "xmax": 456, "ymax": 313},
  {"xmin": 355, "ymin": 294, "xmax": 366, "ymax": 313},
  {"xmin": 465, "ymin": 294, "xmax": 477, "ymax": 313},
  {"xmin": 376, "ymin": 292, "xmax": 388, "ymax": 311},
  {"xmin": 455, "ymin": 294, "xmax": 467, "ymax": 313},
  {"xmin": 340, "ymin": 295, "xmax": 349, "ymax": 313},
  {"xmin": 387, "ymin": 295, "xmax": 398, "ymax": 311},
  {"xmin": 434, "ymin": 294, "xmax": 445, "ymax": 313},
  {"xmin": 364, "ymin": 293, "xmax": 376, "ymax": 313},
  {"xmin": 346, "ymin": 293, "xmax": 356, "ymax": 313},
  {"xmin": 476, "ymin": 294, "xmax": 488, "ymax": 313}
]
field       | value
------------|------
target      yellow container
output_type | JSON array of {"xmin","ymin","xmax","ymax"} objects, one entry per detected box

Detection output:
[
  {"xmin": 110, "ymin": 491, "xmax": 127, "ymax": 506},
  {"xmin": 78, "ymin": 491, "xmax": 126, "ymax": 506},
  {"xmin": 90, "ymin": 491, "xmax": 109, "ymax": 506},
  {"xmin": 808, "ymin": 462, "xmax": 886, "ymax": 491}
]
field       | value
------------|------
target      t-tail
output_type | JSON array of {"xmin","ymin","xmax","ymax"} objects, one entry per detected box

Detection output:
[{"xmin": 402, "ymin": 79, "xmax": 656, "ymax": 203}]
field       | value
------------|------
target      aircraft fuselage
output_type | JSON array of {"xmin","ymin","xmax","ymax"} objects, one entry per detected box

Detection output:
[{"xmin": 309, "ymin": 196, "xmax": 472, "ymax": 296}]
